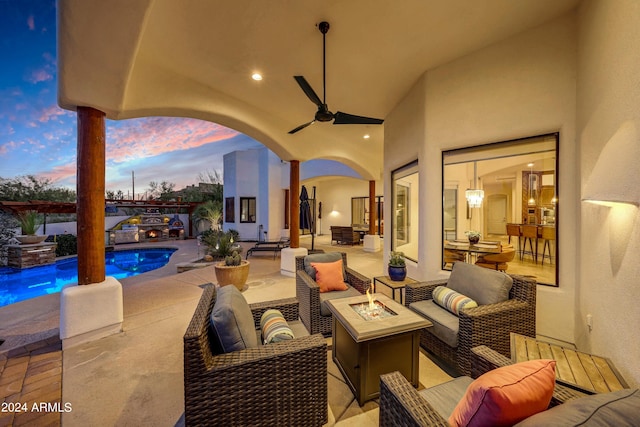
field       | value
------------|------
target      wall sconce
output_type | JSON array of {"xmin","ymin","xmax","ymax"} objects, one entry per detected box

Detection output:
[
  {"xmin": 465, "ymin": 162, "xmax": 484, "ymax": 208},
  {"xmin": 582, "ymin": 121, "xmax": 640, "ymax": 207}
]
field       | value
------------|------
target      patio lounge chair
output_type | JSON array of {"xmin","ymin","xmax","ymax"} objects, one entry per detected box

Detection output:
[
  {"xmin": 245, "ymin": 238, "xmax": 290, "ymax": 259},
  {"xmin": 183, "ymin": 285, "xmax": 327, "ymax": 426},
  {"xmin": 405, "ymin": 262, "xmax": 536, "ymax": 376},
  {"xmin": 295, "ymin": 252, "xmax": 370, "ymax": 336},
  {"xmin": 378, "ymin": 345, "xmax": 610, "ymax": 427}
]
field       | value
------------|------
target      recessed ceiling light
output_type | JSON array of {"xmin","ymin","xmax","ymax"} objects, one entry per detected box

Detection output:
[
  {"xmin": 363, "ymin": 134, "xmax": 370, "ymax": 139},
  {"xmin": 251, "ymin": 73, "xmax": 263, "ymax": 81},
  {"xmin": 527, "ymin": 162, "xmax": 534, "ymax": 167}
]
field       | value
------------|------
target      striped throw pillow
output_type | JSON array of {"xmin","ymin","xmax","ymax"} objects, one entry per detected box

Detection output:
[
  {"xmin": 260, "ymin": 309, "xmax": 295, "ymax": 344},
  {"xmin": 433, "ymin": 286, "xmax": 478, "ymax": 316}
]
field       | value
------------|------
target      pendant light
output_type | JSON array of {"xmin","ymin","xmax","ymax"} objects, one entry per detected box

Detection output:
[
  {"xmin": 465, "ymin": 162, "xmax": 484, "ymax": 208},
  {"xmin": 528, "ymin": 163, "xmax": 536, "ymax": 206}
]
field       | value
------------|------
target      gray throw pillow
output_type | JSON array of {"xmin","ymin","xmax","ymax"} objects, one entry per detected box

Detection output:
[
  {"xmin": 210, "ymin": 285, "xmax": 258, "ymax": 353},
  {"xmin": 447, "ymin": 261, "xmax": 513, "ymax": 305},
  {"xmin": 303, "ymin": 252, "xmax": 345, "ymax": 281}
]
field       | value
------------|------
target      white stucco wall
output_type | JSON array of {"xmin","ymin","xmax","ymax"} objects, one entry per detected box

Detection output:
[
  {"xmin": 576, "ymin": 0, "xmax": 640, "ymax": 386},
  {"xmin": 223, "ymin": 147, "xmax": 290, "ymax": 241},
  {"xmin": 385, "ymin": 14, "xmax": 578, "ymax": 341},
  {"xmin": 301, "ymin": 177, "xmax": 382, "ymax": 237},
  {"xmin": 223, "ymin": 149, "xmax": 261, "ymax": 239}
]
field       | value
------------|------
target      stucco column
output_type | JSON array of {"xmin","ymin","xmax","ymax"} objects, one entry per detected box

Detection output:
[
  {"xmin": 76, "ymin": 106, "xmax": 106, "ymax": 285},
  {"xmin": 60, "ymin": 106, "xmax": 123, "ymax": 349},
  {"xmin": 368, "ymin": 180, "xmax": 376, "ymax": 235},
  {"xmin": 364, "ymin": 180, "xmax": 381, "ymax": 252},
  {"xmin": 280, "ymin": 160, "xmax": 307, "ymax": 276},
  {"xmin": 289, "ymin": 160, "xmax": 300, "ymax": 248}
]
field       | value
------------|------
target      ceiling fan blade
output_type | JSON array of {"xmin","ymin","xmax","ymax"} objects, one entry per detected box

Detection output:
[
  {"xmin": 333, "ymin": 111, "xmax": 384, "ymax": 125},
  {"xmin": 294, "ymin": 76, "xmax": 323, "ymax": 107},
  {"xmin": 288, "ymin": 120, "xmax": 315, "ymax": 134}
]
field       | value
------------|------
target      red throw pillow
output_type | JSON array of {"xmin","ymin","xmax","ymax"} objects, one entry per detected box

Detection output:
[
  {"xmin": 449, "ymin": 359, "xmax": 556, "ymax": 427},
  {"xmin": 311, "ymin": 259, "xmax": 349, "ymax": 293}
]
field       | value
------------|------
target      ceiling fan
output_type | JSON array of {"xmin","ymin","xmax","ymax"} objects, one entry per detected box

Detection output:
[{"xmin": 288, "ymin": 21, "xmax": 384, "ymax": 134}]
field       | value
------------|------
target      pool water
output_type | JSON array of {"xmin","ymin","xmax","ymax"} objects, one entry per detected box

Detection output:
[{"xmin": 0, "ymin": 247, "xmax": 177, "ymax": 307}]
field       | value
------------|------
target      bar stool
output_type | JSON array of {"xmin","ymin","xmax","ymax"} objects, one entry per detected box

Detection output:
[
  {"xmin": 540, "ymin": 226, "xmax": 556, "ymax": 265},
  {"xmin": 506, "ymin": 223, "xmax": 522, "ymax": 259},
  {"xmin": 521, "ymin": 224, "xmax": 539, "ymax": 263}
]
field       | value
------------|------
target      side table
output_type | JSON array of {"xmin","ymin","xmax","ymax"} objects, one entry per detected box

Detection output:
[{"xmin": 373, "ymin": 275, "xmax": 417, "ymax": 305}]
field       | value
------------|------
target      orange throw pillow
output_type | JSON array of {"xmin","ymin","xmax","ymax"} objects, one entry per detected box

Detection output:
[
  {"xmin": 311, "ymin": 259, "xmax": 348, "ymax": 293},
  {"xmin": 449, "ymin": 359, "xmax": 556, "ymax": 427}
]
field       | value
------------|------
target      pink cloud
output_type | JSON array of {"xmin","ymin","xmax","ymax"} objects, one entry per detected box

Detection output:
[
  {"xmin": 38, "ymin": 105, "xmax": 67, "ymax": 123},
  {"xmin": 27, "ymin": 68, "xmax": 53, "ymax": 84},
  {"xmin": 0, "ymin": 140, "xmax": 22, "ymax": 155},
  {"xmin": 40, "ymin": 163, "xmax": 77, "ymax": 185},
  {"xmin": 106, "ymin": 118, "xmax": 240, "ymax": 164},
  {"xmin": 27, "ymin": 15, "xmax": 35, "ymax": 31}
]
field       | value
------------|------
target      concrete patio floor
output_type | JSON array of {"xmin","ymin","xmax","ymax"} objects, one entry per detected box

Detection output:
[{"xmin": 0, "ymin": 235, "xmax": 454, "ymax": 426}]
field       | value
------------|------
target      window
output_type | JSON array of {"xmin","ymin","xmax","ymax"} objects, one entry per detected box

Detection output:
[
  {"xmin": 352, "ymin": 196, "xmax": 384, "ymax": 234},
  {"xmin": 442, "ymin": 133, "xmax": 558, "ymax": 286},
  {"xmin": 240, "ymin": 197, "xmax": 256, "ymax": 223},
  {"xmin": 391, "ymin": 160, "xmax": 419, "ymax": 262},
  {"xmin": 225, "ymin": 197, "xmax": 235, "ymax": 223}
]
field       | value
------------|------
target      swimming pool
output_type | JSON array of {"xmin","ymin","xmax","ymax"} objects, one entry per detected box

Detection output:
[{"xmin": 0, "ymin": 247, "xmax": 177, "ymax": 307}]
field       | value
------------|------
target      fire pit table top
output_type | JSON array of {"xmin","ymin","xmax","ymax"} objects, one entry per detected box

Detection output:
[{"xmin": 326, "ymin": 294, "xmax": 431, "ymax": 343}]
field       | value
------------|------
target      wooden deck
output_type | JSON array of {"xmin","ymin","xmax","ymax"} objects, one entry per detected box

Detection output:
[{"xmin": 511, "ymin": 333, "xmax": 628, "ymax": 394}]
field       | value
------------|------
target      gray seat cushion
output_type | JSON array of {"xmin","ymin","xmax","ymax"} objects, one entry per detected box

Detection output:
[
  {"xmin": 410, "ymin": 300, "xmax": 459, "ymax": 348},
  {"xmin": 319, "ymin": 286, "xmax": 362, "ymax": 316},
  {"xmin": 303, "ymin": 252, "xmax": 345, "ymax": 281},
  {"xmin": 447, "ymin": 261, "xmax": 513, "ymax": 305},
  {"xmin": 210, "ymin": 285, "xmax": 259, "ymax": 353},
  {"xmin": 419, "ymin": 376, "xmax": 474, "ymax": 420},
  {"xmin": 515, "ymin": 388, "xmax": 640, "ymax": 426}
]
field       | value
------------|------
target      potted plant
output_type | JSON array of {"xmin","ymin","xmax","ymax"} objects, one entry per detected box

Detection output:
[
  {"xmin": 466, "ymin": 230, "xmax": 481, "ymax": 245},
  {"xmin": 15, "ymin": 210, "xmax": 47, "ymax": 244},
  {"xmin": 214, "ymin": 250, "xmax": 250, "ymax": 292},
  {"xmin": 388, "ymin": 251, "xmax": 407, "ymax": 281},
  {"xmin": 201, "ymin": 230, "xmax": 241, "ymax": 259}
]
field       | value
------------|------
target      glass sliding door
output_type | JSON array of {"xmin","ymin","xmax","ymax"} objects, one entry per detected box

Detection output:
[{"xmin": 392, "ymin": 161, "xmax": 419, "ymax": 262}]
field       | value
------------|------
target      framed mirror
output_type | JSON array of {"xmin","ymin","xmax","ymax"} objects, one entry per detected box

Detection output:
[{"xmin": 442, "ymin": 133, "xmax": 558, "ymax": 286}]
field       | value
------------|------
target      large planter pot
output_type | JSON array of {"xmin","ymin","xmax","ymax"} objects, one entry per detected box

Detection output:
[
  {"xmin": 214, "ymin": 261, "xmax": 250, "ymax": 292},
  {"xmin": 388, "ymin": 265, "xmax": 407, "ymax": 282},
  {"xmin": 15, "ymin": 235, "xmax": 48, "ymax": 245}
]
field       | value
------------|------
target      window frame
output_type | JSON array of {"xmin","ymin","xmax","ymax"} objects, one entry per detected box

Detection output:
[{"xmin": 240, "ymin": 197, "xmax": 257, "ymax": 223}]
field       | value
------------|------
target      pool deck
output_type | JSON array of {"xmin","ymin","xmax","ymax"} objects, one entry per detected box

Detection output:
[{"xmin": 0, "ymin": 236, "xmax": 453, "ymax": 426}]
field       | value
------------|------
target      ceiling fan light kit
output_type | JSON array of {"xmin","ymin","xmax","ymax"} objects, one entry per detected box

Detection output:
[{"xmin": 288, "ymin": 21, "xmax": 384, "ymax": 134}]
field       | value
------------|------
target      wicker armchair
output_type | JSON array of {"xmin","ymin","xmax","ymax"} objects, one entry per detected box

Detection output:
[
  {"xmin": 404, "ymin": 272, "xmax": 536, "ymax": 376},
  {"xmin": 340, "ymin": 227, "xmax": 361, "ymax": 245},
  {"xmin": 379, "ymin": 345, "xmax": 586, "ymax": 427},
  {"xmin": 295, "ymin": 252, "xmax": 371, "ymax": 336},
  {"xmin": 183, "ymin": 285, "xmax": 328, "ymax": 427}
]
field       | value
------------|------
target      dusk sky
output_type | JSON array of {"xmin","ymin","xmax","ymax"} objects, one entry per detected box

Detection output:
[{"xmin": 0, "ymin": 0, "xmax": 264, "ymax": 197}]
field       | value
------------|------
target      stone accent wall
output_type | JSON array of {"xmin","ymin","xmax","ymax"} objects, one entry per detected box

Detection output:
[{"xmin": 7, "ymin": 243, "xmax": 57, "ymax": 268}]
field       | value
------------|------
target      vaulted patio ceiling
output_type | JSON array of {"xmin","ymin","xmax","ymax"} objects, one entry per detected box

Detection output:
[{"xmin": 57, "ymin": 0, "xmax": 580, "ymax": 181}]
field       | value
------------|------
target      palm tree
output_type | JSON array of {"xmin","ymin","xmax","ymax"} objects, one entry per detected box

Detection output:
[{"xmin": 192, "ymin": 200, "xmax": 222, "ymax": 233}]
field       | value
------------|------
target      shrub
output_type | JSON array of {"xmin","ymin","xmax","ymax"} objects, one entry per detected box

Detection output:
[
  {"xmin": 55, "ymin": 234, "xmax": 78, "ymax": 257},
  {"xmin": 201, "ymin": 230, "xmax": 242, "ymax": 259}
]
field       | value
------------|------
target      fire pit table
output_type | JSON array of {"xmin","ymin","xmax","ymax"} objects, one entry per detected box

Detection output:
[{"xmin": 326, "ymin": 293, "xmax": 431, "ymax": 405}]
